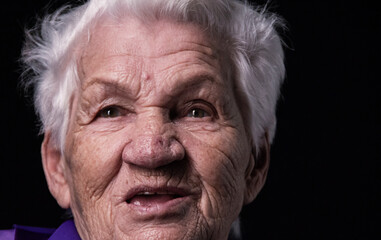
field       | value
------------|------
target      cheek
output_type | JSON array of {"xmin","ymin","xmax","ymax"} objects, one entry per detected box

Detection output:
[
  {"xmin": 65, "ymin": 130, "xmax": 125, "ymax": 206},
  {"xmin": 181, "ymin": 128, "xmax": 249, "ymax": 218}
]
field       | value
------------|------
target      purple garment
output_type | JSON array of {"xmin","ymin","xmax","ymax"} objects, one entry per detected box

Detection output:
[{"xmin": 0, "ymin": 219, "xmax": 81, "ymax": 240}]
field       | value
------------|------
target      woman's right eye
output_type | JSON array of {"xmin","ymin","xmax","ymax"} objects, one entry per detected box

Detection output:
[{"xmin": 98, "ymin": 106, "xmax": 122, "ymax": 118}]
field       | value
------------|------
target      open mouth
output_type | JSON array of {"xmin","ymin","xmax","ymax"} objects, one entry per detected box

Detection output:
[
  {"xmin": 127, "ymin": 191, "xmax": 183, "ymax": 206},
  {"xmin": 123, "ymin": 186, "xmax": 195, "ymax": 218},
  {"xmin": 126, "ymin": 188, "xmax": 187, "ymax": 208}
]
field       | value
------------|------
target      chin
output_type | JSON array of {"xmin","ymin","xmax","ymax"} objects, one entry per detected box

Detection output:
[
  {"xmin": 128, "ymin": 226, "xmax": 200, "ymax": 240},
  {"xmin": 110, "ymin": 213, "xmax": 225, "ymax": 240}
]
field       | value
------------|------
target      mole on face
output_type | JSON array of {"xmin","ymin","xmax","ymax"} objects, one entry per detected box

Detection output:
[{"xmin": 141, "ymin": 71, "xmax": 150, "ymax": 81}]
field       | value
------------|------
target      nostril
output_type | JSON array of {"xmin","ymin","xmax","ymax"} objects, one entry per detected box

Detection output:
[{"xmin": 122, "ymin": 134, "xmax": 184, "ymax": 169}]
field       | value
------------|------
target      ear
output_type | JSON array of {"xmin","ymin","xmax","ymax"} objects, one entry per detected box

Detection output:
[
  {"xmin": 41, "ymin": 132, "xmax": 71, "ymax": 209},
  {"xmin": 243, "ymin": 132, "xmax": 270, "ymax": 205}
]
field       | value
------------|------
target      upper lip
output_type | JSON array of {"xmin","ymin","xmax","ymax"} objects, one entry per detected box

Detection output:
[{"xmin": 125, "ymin": 186, "xmax": 191, "ymax": 203}]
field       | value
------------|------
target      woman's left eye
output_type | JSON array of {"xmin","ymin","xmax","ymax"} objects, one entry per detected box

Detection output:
[
  {"xmin": 98, "ymin": 106, "xmax": 122, "ymax": 118},
  {"xmin": 186, "ymin": 108, "xmax": 210, "ymax": 118}
]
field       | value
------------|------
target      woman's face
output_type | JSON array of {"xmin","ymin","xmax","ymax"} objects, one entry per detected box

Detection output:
[{"xmin": 51, "ymin": 18, "xmax": 257, "ymax": 240}]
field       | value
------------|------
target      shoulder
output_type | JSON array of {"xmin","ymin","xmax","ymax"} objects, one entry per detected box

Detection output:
[
  {"xmin": 0, "ymin": 219, "xmax": 80, "ymax": 240},
  {"xmin": 0, "ymin": 229, "xmax": 15, "ymax": 240},
  {"xmin": 48, "ymin": 219, "xmax": 81, "ymax": 240},
  {"xmin": 0, "ymin": 225, "xmax": 54, "ymax": 240}
]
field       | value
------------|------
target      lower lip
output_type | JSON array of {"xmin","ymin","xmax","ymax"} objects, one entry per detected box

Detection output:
[{"xmin": 126, "ymin": 195, "xmax": 192, "ymax": 219}]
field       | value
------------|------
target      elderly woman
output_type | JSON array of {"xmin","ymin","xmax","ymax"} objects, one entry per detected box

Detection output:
[{"xmin": 4, "ymin": 0, "xmax": 285, "ymax": 239}]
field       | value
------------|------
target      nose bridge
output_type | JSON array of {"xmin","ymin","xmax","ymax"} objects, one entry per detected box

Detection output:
[
  {"xmin": 122, "ymin": 108, "xmax": 184, "ymax": 168},
  {"xmin": 138, "ymin": 108, "xmax": 167, "ymax": 135}
]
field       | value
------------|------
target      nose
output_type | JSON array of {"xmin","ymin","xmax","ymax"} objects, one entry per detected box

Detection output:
[{"xmin": 122, "ymin": 113, "xmax": 185, "ymax": 169}]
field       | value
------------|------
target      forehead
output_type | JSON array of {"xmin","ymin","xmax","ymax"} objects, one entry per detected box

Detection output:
[
  {"xmin": 80, "ymin": 17, "xmax": 221, "ymax": 76},
  {"xmin": 76, "ymin": 16, "xmax": 233, "ymax": 106}
]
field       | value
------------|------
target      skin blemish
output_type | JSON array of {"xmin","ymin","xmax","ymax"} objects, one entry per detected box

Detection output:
[{"xmin": 141, "ymin": 71, "xmax": 150, "ymax": 81}]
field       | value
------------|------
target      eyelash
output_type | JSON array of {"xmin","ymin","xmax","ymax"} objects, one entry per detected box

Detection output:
[
  {"xmin": 97, "ymin": 106, "xmax": 121, "ymax": 118},
  {"xmin": 95, "ymin": 105, "xmax": 129, "ymax": 120},
  {"xmin": 179, "ymin": 100, "xmax": 217, "ymax": 120},
  {"xmin": 94, "ymin": 100, "xmax": 217, "ymax": 121}
]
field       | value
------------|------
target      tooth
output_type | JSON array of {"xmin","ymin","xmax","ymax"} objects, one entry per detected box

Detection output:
[
  {"xmin": 134, "ymin": 191, "xmax": 175, "ymax": 196},
  {"xmin": 136, "ymin": 192, "xmax": 150, "ymax": 196}
]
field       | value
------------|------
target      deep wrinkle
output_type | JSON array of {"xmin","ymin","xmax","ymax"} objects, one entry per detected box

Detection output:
[{"xmin": 77, "ymin": 73, "xmax": 229, "ymax": 127}]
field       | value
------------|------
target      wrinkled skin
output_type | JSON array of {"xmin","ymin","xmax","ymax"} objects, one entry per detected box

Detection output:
[{"xmin": 42, "ymin": 17, "xmax": 266, "ymax": 240}]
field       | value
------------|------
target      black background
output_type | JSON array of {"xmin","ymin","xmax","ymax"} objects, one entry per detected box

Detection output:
[{"xmin": 1, "ymin": 0, "xmax": 380, "ymax": 239}]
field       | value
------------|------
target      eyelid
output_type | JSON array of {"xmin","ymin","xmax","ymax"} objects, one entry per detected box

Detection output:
[
  {"xmin": 182, "ymin": 99, "xmax": 218, "ymax": 119},
  {"xmin": 94, "ymin": 104, "xmax": 132, "ymax": 120},
  {"xmin": 97, "ymin": 105, "xmax": 121, "ymax": 118}
]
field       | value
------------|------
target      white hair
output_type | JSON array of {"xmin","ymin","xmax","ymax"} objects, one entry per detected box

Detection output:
[{"xmin": 22, "ymin": 0, "xmax": 285, "ymax": 152}]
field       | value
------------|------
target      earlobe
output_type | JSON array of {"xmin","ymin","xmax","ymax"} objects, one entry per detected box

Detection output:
[
  {"xmin": 41, "ymin": 132, "xmax": 71, "ymax": 209},
  {"xmin": 243, "ymin": 133, "xmax": 270, "ymax": 205}
]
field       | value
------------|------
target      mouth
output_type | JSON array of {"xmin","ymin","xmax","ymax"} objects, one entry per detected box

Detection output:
[
  {"xmin": 126, "ymin": 190, "xmax": 184, "ymax": 207},
  {"xmin": 121, "ymin": 186, "xmax": 196, "ymax": 221},
  {"xmin": 125, "ymin": 186, "xmax": 190, "ymax": 209}
]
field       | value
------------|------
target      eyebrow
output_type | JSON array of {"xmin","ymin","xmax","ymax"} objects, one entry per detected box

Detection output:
[
  {"xmin": 168, "ymin": 73, "xmax": 216, "ymax": 96},
  {"xmin": 82, "ymin": 72, "xmax": 218, "ymax": 98},
  {"xmin": 81, "ymin": 78, "xmax": 136, "ymax": 100}
]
